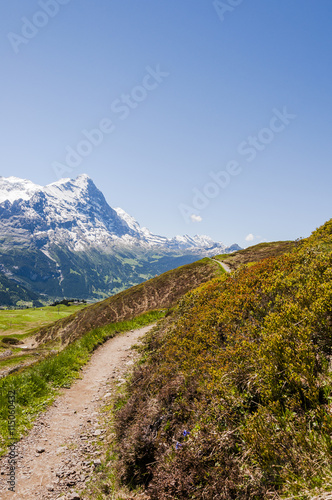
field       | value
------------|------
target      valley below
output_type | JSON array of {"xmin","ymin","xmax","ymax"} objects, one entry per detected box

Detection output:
[{"xmin": 0, "ymin": 175, "xmax": 239, "ymax": 306}]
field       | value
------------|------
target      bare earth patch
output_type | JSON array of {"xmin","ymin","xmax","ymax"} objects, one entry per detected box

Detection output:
[{"xmin": 0, "ymin": 325, "xmax": 153, "ymax": 499}]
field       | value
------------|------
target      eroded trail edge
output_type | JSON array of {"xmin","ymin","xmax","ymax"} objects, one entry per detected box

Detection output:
[{"xmin": 0, "ymin": 325, "xmax": 154, "ymax": 499}]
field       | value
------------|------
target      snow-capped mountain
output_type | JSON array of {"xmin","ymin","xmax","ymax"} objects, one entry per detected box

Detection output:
[
  {"xmin": 0, "ymin": 176, "xmax": 42, "ymax": 204},
  {"xmin": 0, "ymin": 174, "xmax": 240, "ymax": 303},
  {"xmin": 0, "ymin": 174, "xmax": 237, "ymax": 254}
]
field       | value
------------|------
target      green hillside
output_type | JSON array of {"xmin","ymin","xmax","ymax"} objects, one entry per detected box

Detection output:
[
  {"xmin": 0, "ymin": 235, "xmax": 216, "ymax": 305},
  {"xmin": 0, "ymin": 257, "xmax": 225, "ymax": 455},
  {"xmin": 114, "ymin": 219, "xmax": 332, "ymax": 499},
  {"xmin": 0, "ymin": 303, "xmax": 87, "ymax": 337},
  {"xmin": 0, "ymin": 272, "xmax": 42, "ymax": 308},
  {"xmin": 35, "ymin": 256, "xmax": 224, "ymax": 347},
  {"xmin": 214, "ymin": 240, "xmax": 297, "ymax": 271},
  {"xmin": 0, "ymin": 257, "xmax": 223, "ymax": 377}
]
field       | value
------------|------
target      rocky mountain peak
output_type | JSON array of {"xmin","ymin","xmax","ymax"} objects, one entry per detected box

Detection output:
[
  {"xmin": 0, "ymin": 174, "xmax": 240, "ymax": 302},
  {"xmin": 0, "ymin": 173, "xmax": 239, "ymax": 254}
]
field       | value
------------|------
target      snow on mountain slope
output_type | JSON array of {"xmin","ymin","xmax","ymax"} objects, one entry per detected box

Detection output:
[
  {"xmin": 114, "ymin": 207, "xmax": 168, "ymax": 246},
  {"xmin": 0, "ymin": 174, "xmax": 238, "ymax": 255},
  {"xmin": 0, "ymin": 176, "xmax": 42, "ymax": 203}
]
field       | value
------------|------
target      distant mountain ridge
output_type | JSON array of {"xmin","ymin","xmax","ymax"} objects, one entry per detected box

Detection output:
[
  {"xmin": 0, "ymin": 174, "xmax": 240, "ymax": 304},
  {"xmin": 0, "ymin": 174, "xmax": 238, "ymax": 253}
]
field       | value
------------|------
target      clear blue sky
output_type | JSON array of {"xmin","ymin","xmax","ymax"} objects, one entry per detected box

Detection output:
[{"xmin": 0, "ymin": 1, "xmax": 331, "ymax": 247}]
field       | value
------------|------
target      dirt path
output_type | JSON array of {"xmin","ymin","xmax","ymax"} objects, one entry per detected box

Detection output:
[
  {"xmin": 0, "ymin": 325, "xmax": 154, "ymax": 499},
  {"xmin": 210, "ymin": 258, "xmax": 231, "ymax": 274}
]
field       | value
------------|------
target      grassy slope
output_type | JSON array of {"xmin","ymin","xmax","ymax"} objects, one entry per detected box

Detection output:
[
  {"xmin": 0, "ymin": 258, "xmax": 223, "ymax": 378},
  {"xmin": 214, "ymin": 240, "xmax": 297, "ymax": 271},
  {"xmin": 35, "ymin": 257, "xmax": 223, "ymax": 348},
  {"xmin": 0, "ymin": 304, "xmax": 87, "ymax": 339},
  {"xmin": 114, "ymin": 221, "xmax": 332, "ymax": 499},
  {"xmin": 0, "ymin": 304, "xmax": 88, "ymax": 376},
  {"xmin": 0, "ymin": 257, "xmax": 224, "ymax": 455},
  {"xmin": 0, "ymin": 272, "xmax": 42, "ymax": 307}
]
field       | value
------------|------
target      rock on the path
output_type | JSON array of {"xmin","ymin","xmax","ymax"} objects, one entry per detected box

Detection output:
[
  {"xmin": 66, "ymin": 480, "xmax": 77, "ymax": 487},
  {"xmin": 36, "ymin": 447, "xmax": 45, "ymax": 453},
  {"xmin": 66, "ymin": 493, "xmax": 81, "ymax": 500}
]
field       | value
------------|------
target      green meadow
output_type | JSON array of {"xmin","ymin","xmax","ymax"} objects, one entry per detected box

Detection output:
[{"xmin": 0, "ymin": 304, "xmax": 87, "ymax": 340}]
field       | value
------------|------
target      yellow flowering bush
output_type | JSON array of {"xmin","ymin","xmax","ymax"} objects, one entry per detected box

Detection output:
[{"xmin": 115, "ymin": 220, "xmax": 332, "ymax": 499}]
